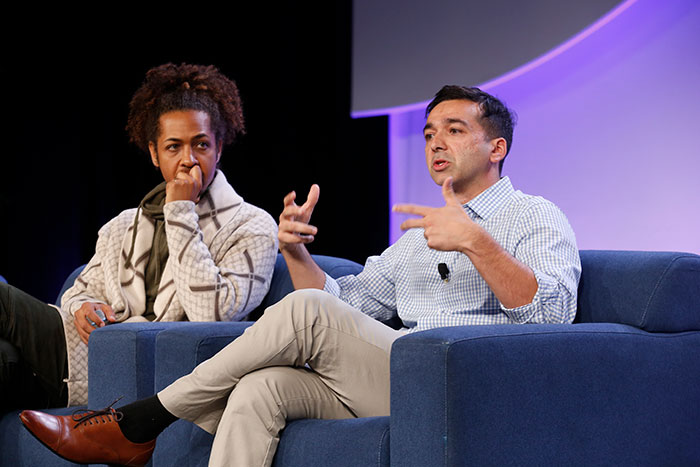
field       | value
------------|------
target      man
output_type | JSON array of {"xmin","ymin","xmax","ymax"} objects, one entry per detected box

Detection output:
[{"xmin": 20, "ymin": 85, "xmax": 580, "ymax": 467}]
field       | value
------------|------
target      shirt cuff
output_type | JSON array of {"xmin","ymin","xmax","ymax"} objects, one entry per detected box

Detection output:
[
  {"xmin": 322, "ymin": 273, "xmax": 341, "ymax": 297},
  {"xmin": 500, "ymin": 269, "xmax": 557, "ymax": 323}
]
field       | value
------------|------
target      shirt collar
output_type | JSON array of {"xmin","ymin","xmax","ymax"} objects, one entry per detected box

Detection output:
[{"xmin": 464, "ymin": 176, "xmax": 514, "ymax": 220}]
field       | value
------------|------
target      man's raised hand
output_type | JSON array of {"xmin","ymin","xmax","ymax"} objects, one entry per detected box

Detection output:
[
  {"xmin": 278, "ymin": 184, "xmax": 320, "ymax": 251},
  {"xmin": 393, "ymin": 177, "xmax": 481, "ymax": 253}
]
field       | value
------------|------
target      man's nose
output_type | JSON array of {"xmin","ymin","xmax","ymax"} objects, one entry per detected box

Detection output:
[{"xmin": 430, "ymin": 133, "xmax": 446, "ymax": 152}]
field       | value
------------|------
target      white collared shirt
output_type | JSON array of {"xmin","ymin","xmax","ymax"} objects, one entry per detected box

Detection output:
[{"xmin": 324, "ymin": 177, "xmax": 581, "ymax": 331}]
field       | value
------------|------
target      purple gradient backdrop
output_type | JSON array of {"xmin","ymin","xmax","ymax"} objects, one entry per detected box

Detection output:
[{"xmin": 384, "ymin": 0, "xmax": 700, "ymax": 253}]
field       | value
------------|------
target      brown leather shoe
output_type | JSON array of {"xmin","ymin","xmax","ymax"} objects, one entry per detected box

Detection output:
[{"xmin": 19, "ymin": 403, "xmax": 155, "ymax": 467}]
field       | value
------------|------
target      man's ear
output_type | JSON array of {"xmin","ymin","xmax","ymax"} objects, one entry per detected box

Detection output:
[
  {"xmin": 489, "ymin": 137, "xmax": 507, "ymax": 164},
  {"xmin": 149, "ymin": 142, "xmax": 159, "ymax": 167},
  {"xmin": 216, "ymin": 140, "xmax": 223, "ymax": 164}
]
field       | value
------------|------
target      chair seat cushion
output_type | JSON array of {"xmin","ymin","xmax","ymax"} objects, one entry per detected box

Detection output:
[{"xmin": 273, "ymin": 417, "xmax": 390, "ymax": 467}]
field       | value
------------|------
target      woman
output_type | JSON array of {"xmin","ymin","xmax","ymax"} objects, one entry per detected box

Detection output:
[{"xmin": 0, "ymin": 63, "xmax": 278, "ymax": 411}]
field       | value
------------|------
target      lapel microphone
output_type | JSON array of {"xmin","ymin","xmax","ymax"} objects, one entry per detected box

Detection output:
[{"xmin": 437, "ymin": 263, "xmax": 450, "ymax": 283}]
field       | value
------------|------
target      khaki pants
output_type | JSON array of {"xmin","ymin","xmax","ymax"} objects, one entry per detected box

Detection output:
[{"xmin": 158, "ymin": 289, "xmax": 405, "ymax": 467}]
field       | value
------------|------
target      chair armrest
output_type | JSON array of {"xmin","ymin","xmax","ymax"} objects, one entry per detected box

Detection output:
[
  {"xmin": 151, "ymin": 322, "xmax": 252, "ymax": 466},
  {"xmin": 88, "ymin": 321, "xmax": 253, "ymax": 409},
  {"xmin": 153, "ymin": 322, "xmax": 253, "ymax": 390},
  {"xmin": 88, "ymin": 322, "xmax": 184, "ymax": 408},
  {"xmin": 390, "ymin": 324, "xmax": 700, "ymax": 467}
]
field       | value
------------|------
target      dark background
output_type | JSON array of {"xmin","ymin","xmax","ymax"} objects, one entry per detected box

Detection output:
[{"xmin": 1, "ymin": 3, "xmax": 389, "ymax": 303}]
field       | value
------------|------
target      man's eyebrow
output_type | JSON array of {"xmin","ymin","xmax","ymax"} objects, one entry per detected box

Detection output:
[
  {"xmin": 445, "ymin": 118, "xmax": 469, "ymax": 127},
  {"xmin": 423, "ymin": 118, "xmax": 470, "ymax": 133}
]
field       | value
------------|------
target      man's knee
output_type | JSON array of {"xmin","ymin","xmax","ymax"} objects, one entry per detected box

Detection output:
[
  {"xmin": 282, "ymin": 288, "xmax": 330, "ymax": 307},
  {"xmin": 226, "ymin": 369, "xmax": 283, "ymax": 423},
  {"xmin": 255, "ymin": 289, "xmax": 365, "ymax": 346},
  {"xmin": 263, "ymin": 289, "xmax": 335, "ymax": 322}
]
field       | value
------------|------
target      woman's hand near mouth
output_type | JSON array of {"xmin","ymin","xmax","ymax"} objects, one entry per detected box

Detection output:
[{"xmin": 165, "ymin": 165, "xmax": 203, "ymax": 204}]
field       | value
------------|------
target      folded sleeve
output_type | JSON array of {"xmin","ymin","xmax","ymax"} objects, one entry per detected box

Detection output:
[{"xmin": 500, "ymin": 200, "xmax": 581, "ymax": 324}]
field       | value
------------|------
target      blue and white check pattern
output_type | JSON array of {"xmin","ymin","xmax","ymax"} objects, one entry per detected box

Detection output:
[{"xmin": 324, "ymin": 177, "xmax": 581, "ymax": 332}]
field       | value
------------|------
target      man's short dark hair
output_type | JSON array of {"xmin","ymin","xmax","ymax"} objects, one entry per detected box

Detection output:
[{"xmin": 426, "ymin": 85, "xmax": 516, "ymax": 173}]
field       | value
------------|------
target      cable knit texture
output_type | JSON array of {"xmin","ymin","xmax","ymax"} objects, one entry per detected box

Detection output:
[{"xmin": 59, "ymin": 170, "xmax": 278, "ymax": 405}]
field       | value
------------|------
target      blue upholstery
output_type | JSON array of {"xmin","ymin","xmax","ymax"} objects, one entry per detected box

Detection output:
[
  {"xmin": 575, "ymin": 250, "xmax": 700, "ymax": 331},
  {"xmin": 151, "ymin": 322, "xmax": 253, "ymax": 466},
  {"xmin": 391, "ymin": 324, "xmax": 700, "ymax": 466},
  {"xmin": 0, "ymin": 254, "xmax": 363, "ymax": 467},
  {"xmin": 0, "ymin": 266, "xmax": 88, "ymax": 466},
  {"xmin": 149, "ymin": 323, "xmax": 391, "ymax": 467},
  {"xmin": 1, "ymin": 250, "xmax": 698, "ymax": 466},
  {"xmin": 147, "ymin": 254, "xmax": 369, "ymax": 466},
  {"xmin": 391, "ymin": 250, "xmax": 700, "ymax": 466},
  {"xmin": 54, "ymin": 265, "xmax": 85, "ymax": 307},
  {"xmin": 89, "ymin": 322, "xmax": 179, "ymax": 408},
  {"xmin": 0, "ymin": 407, "xmax": 81, "ymax": 466},
  {"xmin": 248, "ymin": 254, "xmax": 367, "ymax": 320},
  {"xmin": 273, "ymin": 417, "xmax": 390, "ymax": 467}
]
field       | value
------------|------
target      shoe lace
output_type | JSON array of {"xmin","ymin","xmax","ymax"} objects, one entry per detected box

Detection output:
[{"xmin": 71, "ymin": 396, "xmax": 124, "ymax": 428}]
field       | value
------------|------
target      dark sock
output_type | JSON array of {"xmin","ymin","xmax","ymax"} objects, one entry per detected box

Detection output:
[{"xmin": 117, "ymin": 395, "xmax": 178, "ymax": 444}]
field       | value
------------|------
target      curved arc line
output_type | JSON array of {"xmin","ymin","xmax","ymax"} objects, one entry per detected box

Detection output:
[{"xmin": 352, "ymin": 0, "xmax": 639, "ymax": 119}]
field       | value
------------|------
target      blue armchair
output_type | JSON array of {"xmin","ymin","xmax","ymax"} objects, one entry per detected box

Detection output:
[
  {"xmin": 0, "ymin": 254, "xmax": 366, "ymax": 466},
  {"xmin": 391, "ymin": 250, "xmax": 700, "ymax": 466},
  {"xmin": 146, "ymin": 250, "xmax": 700, "ymax": 466},
  {"xmin": 1, "ymin": 250, "xmax": 698, "ymax": 466}
]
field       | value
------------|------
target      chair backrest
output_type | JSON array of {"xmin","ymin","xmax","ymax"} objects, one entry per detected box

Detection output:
[
  {"xmin": 56, "ymin": 265, "xmax": 86, "ymax": 306},
  {"xmin": 247, "ymin": 253, "xmax": 364, "ymax": 320},
  {"xmin": 53, "ymin": 255, "xmax": 364, "ymax": 320},
  {"xmin": 575, "ymin": 250, "xmax": 700, "ymax": 332},
  {"xmin": 60, "ymin": 251, "xmax": 699, "ymax": 331}
]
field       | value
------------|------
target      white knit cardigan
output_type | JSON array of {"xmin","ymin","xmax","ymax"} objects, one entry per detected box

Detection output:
[{"xmin": 58, "ymin": 171, "xmax": 278, "ymax": 405}]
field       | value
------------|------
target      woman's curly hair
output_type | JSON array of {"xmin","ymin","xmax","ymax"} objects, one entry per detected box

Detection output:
[{"xmin": 126, "ymin": 63, "xmax": 245, "ymax": 152}]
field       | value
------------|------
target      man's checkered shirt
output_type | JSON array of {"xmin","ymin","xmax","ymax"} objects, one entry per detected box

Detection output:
[{"xmin": 324, "ymin": 177, "xmax": 581, "ymax": 332}]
